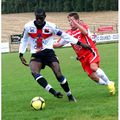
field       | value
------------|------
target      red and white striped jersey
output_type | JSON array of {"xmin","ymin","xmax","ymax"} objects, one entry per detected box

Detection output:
[{"xmin": 19, "ymin": 20, "xmax": 78, "ymax": 53}]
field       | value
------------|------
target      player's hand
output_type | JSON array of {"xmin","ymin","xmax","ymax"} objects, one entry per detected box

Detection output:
[
  {"xmin": 20, "ymin": 57, "xmax": 29, "ymax": 66},
  {"xmin": 19, "ymin": 53, "xmax": 29, "ymax": 66},
  {"xmin": 70, "ymin": 17, "xmax": 79, "ymax": 27}
]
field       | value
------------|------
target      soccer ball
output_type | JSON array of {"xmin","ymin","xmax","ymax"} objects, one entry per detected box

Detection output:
[{"xmin": 31, "ymin": 96, "xmax": 45, "ymax": 110}]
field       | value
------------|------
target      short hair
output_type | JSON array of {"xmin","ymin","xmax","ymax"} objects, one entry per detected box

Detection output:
[
  {"xmin": 35, "ymin": 8, "xmax": 46, "ymax": 17},
  {"xmin": 67, "ymin": 12, "xmax": 79, "ymax": 20}
]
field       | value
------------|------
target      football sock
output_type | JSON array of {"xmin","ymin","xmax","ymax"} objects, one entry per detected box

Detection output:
[
  {"xmin": 57, "ymin": 76, "xmax": 71, "ymax": 95},
  {"xmin": 98, "ymin": 78, "xmax": 107, "ymax": 85},
  {"xmin": 32, "ymin": 73, "xmax": 56, "ymax": 96},
  {"xmin": 37, "ymin": 77, "xmax": 57, "ymax": 95},
  {"xmin": 60, "ymin": 81, "xmax": 71, "ymax": 93},
  {"xmin": 66, "ymin": 91, "xmax": 72, "ymax": 96},
  {"xmin": 96, "ymin": 68, "xmax": 110, "ymax": 85}
]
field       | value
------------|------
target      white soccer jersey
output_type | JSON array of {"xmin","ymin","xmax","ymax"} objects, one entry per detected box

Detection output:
[{"xmin": 19, "ymin": 20, "xmax": 78, "ymax": 54}]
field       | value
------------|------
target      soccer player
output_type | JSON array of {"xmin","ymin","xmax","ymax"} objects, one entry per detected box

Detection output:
[
  {"xmin": 54, "ymin": 12, "xmax": 115, "ymax": 95},
  {"xmin": 19, "ymin": 9, "xmax": 90, "ymax": 102}
]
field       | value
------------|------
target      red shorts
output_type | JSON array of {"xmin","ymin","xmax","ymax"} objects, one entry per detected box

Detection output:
[{"xmin": 79, "ymin": 51, "xmax": 100, "ymax": 76}]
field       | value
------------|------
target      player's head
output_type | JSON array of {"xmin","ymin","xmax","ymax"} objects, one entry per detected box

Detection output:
[
  {"xmin": 67, "ymin": 12, "xmax": 79, "ymax": 30},
  {"xmin": 68, "ymin": 12, "xmax": 79, "ymax": 20},
  {"xmin": 35, "ymin": 8, "xmax": 46, "ymax": 25}
]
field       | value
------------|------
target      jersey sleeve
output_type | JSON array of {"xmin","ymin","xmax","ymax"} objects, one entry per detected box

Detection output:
[
  {"xmin": 52, "ymin": 24, "xmax": 78, "ymax": 45},
  {"xmin": 19, "ymin": 25, "xmax": 29, "ymax": 54},
  {"xmin": 59, "ymin": 32, "xmax": 78, "ymax": 45}
]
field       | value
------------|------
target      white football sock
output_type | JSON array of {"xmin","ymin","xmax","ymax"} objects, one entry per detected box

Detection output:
[
  {"xmin": 45, "ymin": 84, "xmax": 52, "ymax": 91},
  {"xmin": 96, "ymin": 68, "xmax": 110, "ymax": 85},
  {"xmin": 98, "ymin": 78, "xmax": 107, "ymax": 85},
  {"xmin": 66, "ymin": 91, "xmax": 71, "ymax": 96}
]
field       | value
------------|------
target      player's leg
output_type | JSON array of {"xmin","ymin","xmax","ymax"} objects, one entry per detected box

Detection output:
[
  {"xmin": 29, "ymin": 60, "xmax": 63, "ymax": 98},
  {"xmin": 89, "ymin": 63, "xmax": 108, "ymax": 85},
  {"xmin": 90, "ymin": 63, "xmax": 110, "ymax": 84},
  {"xmin": 50, "ymin": 61, "xmax": 76, "ymax": 102},
  {"xmin": 89, "ymin": 51, "xmax": 114, "ymax": 86},
  {"xmin": 82, "ymin": 61, "xmax": 107, "ymax": 85},
  {"xmin": 90, "ymin": 62, "xmax": 113, "ymax": 85},
  {"xmin": 89, "ymin": 72, "xmax": 108, "ymax": 85},
  {"xmin": 90, "ymin": 63, "xmax": 115, "ymax": 95}
]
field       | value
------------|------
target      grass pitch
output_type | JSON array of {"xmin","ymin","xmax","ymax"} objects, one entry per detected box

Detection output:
[{"xmin": 2, "ymin": 43, "xmax": 118, "ymax": 120}]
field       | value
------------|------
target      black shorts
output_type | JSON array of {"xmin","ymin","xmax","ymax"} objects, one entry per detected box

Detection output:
[{"xmin": 30, "ymin": 49, "xmax": 59, "ymax": 69}]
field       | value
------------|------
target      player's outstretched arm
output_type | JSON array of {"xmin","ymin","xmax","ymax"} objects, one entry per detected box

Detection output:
[{"xmin": 53, "ymin": 42, "xmax": 63, "ymax": 48}]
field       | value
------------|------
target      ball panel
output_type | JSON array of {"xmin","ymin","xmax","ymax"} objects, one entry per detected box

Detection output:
[
  {"xmin": 31, "ymin": 96, "xmax": 45, "ymax": 110},
  {"xmin": 31, "ymin": 100, "xmax": 42, "ymax": 110},
  {"xmin": 31, "ymin": 97, "xmax": 40, "ymax": 102},
  {"xmin": 39, "ymin": 97, "xmax": 45, "ymax": 102},
  {"xmin": 41, "ymin": 102, "xmax": 45, "ymax": 109}
]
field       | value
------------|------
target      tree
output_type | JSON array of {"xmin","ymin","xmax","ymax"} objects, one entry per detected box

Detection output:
[
  {"xmin": 110, "ymin": 0, "xmax": 118, "ymax": 10},
  {"xmin": 63, "ymin": 0, "xmax": 71, "ymax": 12},
  {"xmin": 85, "ymin": 0, "xmax": 93, "ymax": 11},
  {"xmin": 1, "ymin": 0, "xmax": 118, "ymax": 14},
  {"xmin": 105, "ymin": 0, "xmax": 110, "ymax": 10},
  {"xmin": 98, "ymin": 0, "xmax": 106, "ymax": 11}
]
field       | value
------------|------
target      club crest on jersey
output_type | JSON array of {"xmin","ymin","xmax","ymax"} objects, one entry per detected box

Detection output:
[
  {"xmin": 29, "ymin": 27, "xmax": 36, "ymax": 33},
  {"xmin": 45, "ymin": 29, "xmax": 49, "ymax": 33},
  {"xmin": 43, "ymin": 28, "xmax": 52, "ymax": 34}
]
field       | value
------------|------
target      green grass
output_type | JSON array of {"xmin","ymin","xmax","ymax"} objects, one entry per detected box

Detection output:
[{"xmin": 2, "ymin": 43, "xmax": 118, "ymax": 120}]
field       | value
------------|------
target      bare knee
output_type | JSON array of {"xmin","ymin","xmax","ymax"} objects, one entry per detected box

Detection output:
[{"xmin": 90, "ymin": 63, "xmax": 98, "ymax": 72}]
